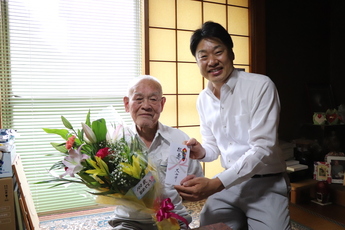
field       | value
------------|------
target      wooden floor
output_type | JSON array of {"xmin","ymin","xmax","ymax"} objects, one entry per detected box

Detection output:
[{"xmin": 290, "ymin": 202, "xmax": 345, "ymax": 230}]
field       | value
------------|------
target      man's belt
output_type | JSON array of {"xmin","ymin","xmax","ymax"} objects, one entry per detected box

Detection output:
[{"xmin": 252, "ymin": 172, "xmax": 283, "ymax": 178}]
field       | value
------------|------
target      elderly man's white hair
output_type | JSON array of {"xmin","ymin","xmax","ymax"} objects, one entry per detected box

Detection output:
[{"xmin": 126, "ymin": 75, "xmax": 162, "ymax": 97}]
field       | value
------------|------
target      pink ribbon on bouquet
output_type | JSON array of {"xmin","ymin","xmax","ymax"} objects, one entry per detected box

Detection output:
[{"xmin": 156, "ymin": 198, "xmax": 189, "ymax": 227}]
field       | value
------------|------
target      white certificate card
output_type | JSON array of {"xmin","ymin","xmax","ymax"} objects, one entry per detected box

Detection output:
[{"xmin": 165, "ymin": 143, "xmax": 190, "ymax": 185}]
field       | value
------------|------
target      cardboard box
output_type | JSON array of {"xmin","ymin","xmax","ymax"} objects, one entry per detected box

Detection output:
[
  {"xmin": 0, "ymin": 146, "xmax": 17, "ymax": 178},
  {"xmin": 0, "ymin": 177, "xmax": 16, "ymax": 230}
]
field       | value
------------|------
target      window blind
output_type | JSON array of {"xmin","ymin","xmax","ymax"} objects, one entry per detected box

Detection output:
[{"xmin": 0, "ymin": 0, "xmax": 141, "ymax": 213}]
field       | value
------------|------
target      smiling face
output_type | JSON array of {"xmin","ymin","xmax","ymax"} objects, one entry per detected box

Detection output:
[
  {"xmin": 124, "ymin": 78, "xmax": 166, "ymax": 131},
  {"xmin": 195, "ymin": 38, "xmax": 234, "ymax": 88}
]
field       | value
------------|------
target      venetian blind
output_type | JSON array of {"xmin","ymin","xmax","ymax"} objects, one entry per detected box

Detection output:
[{"xmin": 0, "ymin": 0, "xmax": 141, "ymax": 213}]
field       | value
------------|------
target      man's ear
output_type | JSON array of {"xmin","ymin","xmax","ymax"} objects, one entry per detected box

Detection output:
[
  {"xmin": 123, "ymin": 96, "xmax": 130, "ymax": 112},
  {"xmin": 160, "ymin": 96, "xmax": 166, "ymax": 110},
  {"xmin": 229, "ymin": 49, "xmax": 235, "ymax": 60}
]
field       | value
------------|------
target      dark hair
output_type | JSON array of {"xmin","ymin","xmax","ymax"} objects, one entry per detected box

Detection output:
[{"xmin": 190, "ymin": 21, "xmax": 233, "ymax": 57}]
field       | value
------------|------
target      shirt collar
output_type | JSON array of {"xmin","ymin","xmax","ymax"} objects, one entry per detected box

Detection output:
[
  {"xmin": 130, "ymin": 122, "xmax": 170, "ymax": 148},
  {"xmin": 226, "ymin": 69, "xmax": 238, "ymax": 94},
  {"xmin": 156, "ymin": 122, "xmax": 170, "ymax": 144},
  {"xmin": 206, "ymin": 68, "xmax": 239, "ymax": 95}
]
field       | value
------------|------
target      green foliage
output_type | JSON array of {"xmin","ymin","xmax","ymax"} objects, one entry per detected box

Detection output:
[
  {"xmin": 43, "ymin": 128, "xmax": 70, "ymax": 140},
  {"xmin": 91, "ymin": 118, "xmax": 107, "ymax": 143},
  {"xmin": 50, "ymin": 142, "xmax": 68, "ymax": 154},
  {"xmin": 61, "ymin": 116, "xmax": 73, "ymax": 129}
]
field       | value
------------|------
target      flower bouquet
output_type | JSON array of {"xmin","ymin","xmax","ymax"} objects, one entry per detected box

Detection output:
[{"xmin": 38, "ymin": 111, "xmax": 183, "ymax": 229}]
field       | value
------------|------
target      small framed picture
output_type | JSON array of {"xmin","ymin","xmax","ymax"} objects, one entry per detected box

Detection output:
[
  {"xmin": 326, "ymin": 156, "xmax": 345, "ymax": 184},
  {"xmin": 313, "ymin": 161, "xmax": 331, "ymax": 183}
]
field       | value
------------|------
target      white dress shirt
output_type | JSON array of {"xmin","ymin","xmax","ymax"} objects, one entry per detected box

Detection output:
[
  {"xmin": 197, "ymin": 69, "xmax": 286, "ymax": 188},
  {"xmin": 114, "ymin": 122, "xmax": 203, "ymax": 223}
]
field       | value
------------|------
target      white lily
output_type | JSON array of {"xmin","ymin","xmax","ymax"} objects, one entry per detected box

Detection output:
[{"xmin": 81, "ymin": 122, "xmax": 97, "ymax": 143}]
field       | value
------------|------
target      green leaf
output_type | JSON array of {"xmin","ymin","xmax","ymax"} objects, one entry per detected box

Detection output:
[
  {"xmin": 49, "ymin": 161, "xmax": 65, "ymax": 171},
  {"xmin": 80, "ymin": 144, "xmax": 94, "ymax": 155},
  {"xmin": 85, "ymin": 110, "xmax": 91, "ymax": 127},
  {"xmin": 88, "ymin": 190, "xmax": 118, "ymax": 196},
  {"xmin": 50, "ymin": 142, "xmax": 68, "ymax": 154},
  {"xmin": 78, "ymin": 172, "xmax": 98, "ymax": 184},
  {"xmin": 61, "ymin": 115, "xmax": 73, "ymax": 129},
  {"xmin": 43, "ymin": 128, "xmax": 70, "ymax": 140},
  {"xmin": 35, "ymin": 178, "xmax": 84, "ymax": 187},
  {"xmin": 73, "ymin": 136, "xmax": 83, "ymax": 146},
  {"xmin": 92, "ymin": 118, "xmax": 107, "ymax": 142},
  {"xmin": 76, "ymin": 129, "xmax": 84, "ymax": 143}
]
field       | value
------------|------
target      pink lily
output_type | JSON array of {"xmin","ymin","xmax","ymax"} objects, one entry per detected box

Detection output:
[{"xmin": 60, "ymin": 144, "xmax": 89, "ymax": 178}]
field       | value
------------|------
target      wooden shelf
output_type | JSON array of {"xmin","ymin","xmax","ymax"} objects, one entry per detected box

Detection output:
[
  {"xmin": 12, "ymin": 156, "xmax": 40, "ymax": 229},
  {"xmin": 290, "ymin": 179, "xmax": 345, "ymax": 207}
]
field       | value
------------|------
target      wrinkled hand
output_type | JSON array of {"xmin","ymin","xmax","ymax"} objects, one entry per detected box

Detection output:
[
  {"xmin": 179, "ymin": 174, "xmax": 196, "ymax": 185},
  {"xmin": 183, "ymin": 138, "xmax": 206, "ymax": 160},
  {"xmin": 174, "ymin": 177, "xmax": 224, "ymax": 201}
]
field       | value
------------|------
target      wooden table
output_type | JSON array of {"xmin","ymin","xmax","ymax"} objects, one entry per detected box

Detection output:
[
  {"xmin": 192, "ymin": 223, "xmax": 233, "ymax": 230},
  {"xmin": 290, "ymin": 179, "xmax": 317, "ymax": 204}
]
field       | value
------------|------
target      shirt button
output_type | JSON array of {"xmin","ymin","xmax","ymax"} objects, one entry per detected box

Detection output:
[{"xmin": 224, "ymin": 126, "xmax": 226, "ymax": 129}]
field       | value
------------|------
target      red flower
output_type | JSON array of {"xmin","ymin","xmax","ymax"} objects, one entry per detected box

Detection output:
[
  {"xmin": 96, "ymin": 147, "xmax": 111, "ymax": 159},
  {"xmin": 66, "ymin": 136, "xmax": 76, "ymax": 150}
]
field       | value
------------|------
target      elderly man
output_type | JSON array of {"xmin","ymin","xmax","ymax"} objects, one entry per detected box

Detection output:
[{"xmin": 108, "ymin": 75, "xmax": 203, "ymax": 230}]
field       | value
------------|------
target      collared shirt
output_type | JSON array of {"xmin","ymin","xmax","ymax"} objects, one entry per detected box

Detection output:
[
  {"xmin": 114, "ymin": 122, "xmax": 203, "ymax": 223},
  {"xmin": 197, "ymin": 69, "xmax": 286, "ymax": 188}
]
